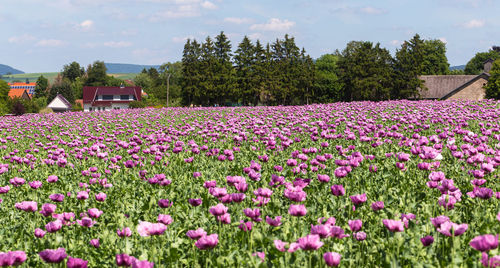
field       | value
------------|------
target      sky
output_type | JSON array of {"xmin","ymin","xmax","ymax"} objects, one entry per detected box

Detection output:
[{"xmin": 1, "ymin": 0, "xmax": 499, "ymax": 73}]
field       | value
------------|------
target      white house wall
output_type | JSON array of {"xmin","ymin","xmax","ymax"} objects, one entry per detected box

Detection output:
[
  {"xmin": 83, "ymin": 102, "xmax": 131, "ymax": 112},
  {"xmin": 48, "ymin": 97, "xmax": 70, "ymax": 110}
]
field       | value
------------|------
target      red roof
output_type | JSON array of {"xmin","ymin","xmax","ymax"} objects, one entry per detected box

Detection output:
[
  {"xmin": 8, "ymin": 88, "xmax": 30, "ymax": 99},
  {"xmin": 83, "ymin": 86, "xmax": 141, "ymax": 104}
]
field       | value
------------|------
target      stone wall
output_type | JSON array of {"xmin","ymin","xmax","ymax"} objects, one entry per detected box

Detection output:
[{"xmin": 448, "ymin": 77, "xmax": 487, "ymax": 100}]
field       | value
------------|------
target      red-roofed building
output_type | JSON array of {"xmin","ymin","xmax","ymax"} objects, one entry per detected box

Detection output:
[
  {"xmin": 9, "ymin": 82, "xmax": 36, "ymax": 95},
  {"xmin": 8, "ymin": 88, "xmax": 31, "ymax": 100},
  {"xmin": 82, "ymin": 86, "xmax": 141, "ymax": 112}
]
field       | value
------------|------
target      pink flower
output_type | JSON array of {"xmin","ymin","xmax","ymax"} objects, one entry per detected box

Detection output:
[
  {"xmin": 116, "ymin": 253, "xmax": 134, "ymax": 266},
  {"xmin": 371, "ymin": 201, "xmax": 384, "ymax": 211},
  {"xmin": 238, "ymin": 220, "xmax": 253, "ymax": 231},
  {"xmin": 243, "ymin": 208, "xmax": 262, "ymax": 222},
  {"xmin": 297, "ymin": 234, "xmax": 323, "ymax": 250},
  {"xmin": 90, "ymin": 239, "xmax": 100, "ymax": 248},
  {"xmin": 47, "ymin": 175, "xmax": 58, "ymax": 183},
  {"xmin": 288, "ymin": 204, "xmax": 307, "ymax": 217},
  {"xmin": 437, "ymin": 221, "xmax": 468, "ymax": 237},
  {"xmin": 117, "ymin": 227, "xmax": 132, "ymax": 237},
  {"xmin": 45, "ymin": 219, "xmax": 63, "ymax": 233},
  {"xmin": 431, "ymin": 215, "xmax": 450, "ymax": 228},
  {"xmin": 0, "ymin": 251, "xmax": 27, "ymax": 266},
  {"xmin": 158, "ymin": 199, "xmax": 173, "ymax": 208},
  {"xmin": 29, "ymin": 181, "xmax": 43, "ymax": 189},
  {"xmin": 39, "ymin": 248, "xmax": 67, "ymax": 263},
  {"xmin": 49, "ymin": 193, "xmax": 65, "ymax": 202},
  {"xmin": 15, "ymin": 201, "xmax": 38, "ymax": 212},
  {"xmin": 131, "ymin": 258, "xmax": 154, "ymax": 268},
  {"xmin": 348, "ymin": 219, "xmax": 362, "ymax": 232},
  {"xmin": 39, "ymin": 203, "xmax": 57, "ymax": 217},
  {"xmin": 188, "ymin": 198, "xmax": 202, "ymax": 206},
  {"xmin": 137, "ymin": 221, "xmax": 167, "ymax": 236},
  {"xmin": 317, "ymin": 174, "xmax": 330, "ymax": 183},
  {"xmin": 195, "ymin": 234, "xmax": 218, "ymax": 250},
  {"xmin": 77, "ymin": 191, "xmax": 89, "ymax": 200},
  {"xmin": 266, "ymin": 216, "xmax": 282, "ymax": 227},
  {"xmin": 350, "ymin": 193, "xmax": 367, "ymax": 205},
  {"xmin": 382, "ymin": 219, "xmax": 404, "ymax": 232},
  {"xmin": 95, "ymin": 192, "xmax": 106, "ymax": 202},
  {"xmin": 34, "ymin": 228, "xmax": 46, "ymax": 238},
  {"xmin": 158, "ymin": 214, "xmax": 173, "ymax": 225},
  {"xmin": 67, "ymin": 257, "xmax": 88, "ymax": 268},
  {"xmin": 10, "ymin": 177, "xmax": 25, "ymax": 187},
  {"xmin": 420, "ymin": 236, "xmax": 434, "ymax": 246},
  {"xmin": 324, "ymin": 252, "xmax": 341, "ymax": 267},
  {"xmin": 274, "ymin": 240, "xmax": 288, "ymax": 252},
  {"xmin": 217, "ymin": 213, "xmax": 231, "ymax": 224},
  {"xmin": 470, "ymin": 234, "xmax": 499, "ymax": 252},
  {"xmin": 209, "ymin": 203, "xmax": 228, "ymax": 216},
  {"xmin": 0, "ymin": 185, "xmax": 11, "ymax": 193},
  {"xmin": 88, "ymin": 208, "xmax": 103, "ymax": 218},
  {"xmin": 186, "ymin": 228, "xmax": 207, "ymax": 240},
  {"xmin": 252, "ymin": 252, "xmax": 265, "ymax": 262},
  {"xmin": 481, "ymin": 252, "xmax": 500, "ymax": 267},
  {"xmin": 77, "ymin": 217, "xmax": 96, "ymax": 227},
  {"xmin": 311, "ymin": 224, "xmax": 332, "ymax": 238},
  {"xmin": 354, "ymin": 231, "xmax": 367, "ymax": 241}
]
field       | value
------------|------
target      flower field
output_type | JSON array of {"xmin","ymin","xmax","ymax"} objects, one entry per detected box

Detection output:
[{"xmin": 0, "ymin": 100, "xmax": 499, "ymax": 267}]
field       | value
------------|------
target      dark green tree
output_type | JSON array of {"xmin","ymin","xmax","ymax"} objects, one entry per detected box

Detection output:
[
  {"xmin": 62, "ymin": 61, "xmax": 85, "ymax": 82},
  {"xmin": 421, "ymin": 39, "xmax": 450, "ymax": 75},
  {"xmin": 48, "ymin": 75, "xmax": 75, "ymax": 105},
  {"xmin": 181, "ymin": 39, "xmax": 202, "ymax": 105},
  {"xmin": 465, "ymin": 49, "xmax": 500, "ymax": 74},
  {"xmin": 159, "ymin": 61, "xmax": 183, "ymax": 106},
  {"xmin": 485, "ymin": 59, "xmax": 500, "ymax": 99},
  {"xmin": 234, "ymin": 36, "xmax": 256, "ymax": 105},
  {"xmin": 34, "ymin": 75, "xmax": 49, "ymax": 98},
  {"xmin": 0, "ymin": 80, "xmax": 10, "ymax": 115},
  {"xmin": 85, "ymin": 61, "xmax": 108, "ymax": 86},
  {"xmin": 338, "ymin": 41, "xmax": 394, "ymax": 101},
  {"xmin": 393, "ymin": 34, "xmax": 426, "ymax": 99},
  {"xmin": 313, "ymin": 54, "xmax": 342, "ymax": 103},
  {"xmin": 213, "ymin": 31, "xmax": 235, "ymax": 105},
  {"xmin": 200, "ymin": 36, "xmax": 217, "ymax": 106}
]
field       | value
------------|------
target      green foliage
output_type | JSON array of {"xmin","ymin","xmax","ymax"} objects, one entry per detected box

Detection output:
[
  {"xmin": 464, "ymin": 50, "xmax": 500, "ymax": 74},
  {"xmin": 338, "ymin": 41, "xmax": 394, "ymax": 101},
  {"xmin": 0, "ymin": 80, "xmax": 10, "ymax": 115},
  {"xmin": 128, "ymin": 100, "xmax": 146, "ymax": 109},
  {"xmin": 313, "ymin": 54, "xmax": 342, "ymax": 103},
  {"xmin": 70, "ymin": 77, "xmax": 84, "ymax": 100},
  {"xmin": 485, "ymin": 59, "xmax": 500, "ymax": 99},
  {"xmin": 33, "ymin": 97, "xmax": 47, "ymax": 110},
  {"xmin": 62, "ymin": 61, "xmax": 85, "ymax": 82},
  {"xmin": 421, "ymin": 39, "xmax": 450, "ymax": 75},
  {"xmin": 49, "ymin": 78, "xmax": 74, "ymax": 105},
  {"xmin": 34, "ymin": 75, "xmax": 49, "ymax": 98},
  {"xmin": 85, "ymin": 61, "xmax": 108, "ymax": 86},
  {"xmin": 72, "ymin": 102, "xmax": 83, "ymax": 112},
  {"xmin": 11, "ymin": 99, "xmax": 25, "ymax": 115}
]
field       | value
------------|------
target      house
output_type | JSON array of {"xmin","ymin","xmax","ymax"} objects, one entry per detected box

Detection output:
[
  {"xmin": 9, "ymin": 82, "xmax": 36, "ymax": 96},
  {"xmin": 47, "ymin": 94, "xmax": 72, "ymax": 112},
  {"xmin": 8, "ymin": 88, "xmax": 31, "ymax": 100},
  {"xmin": 418, "ymin": 59, "xmax": 492, "ymax": 100},
  {"xmin": 82, "ymin": 86, "xmax": 141, "ymax": 112}
]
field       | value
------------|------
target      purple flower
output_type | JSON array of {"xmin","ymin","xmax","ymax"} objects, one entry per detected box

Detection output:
[
  {"xmin": 469, "ymin": 234, "xmax": 499, "ymax": 252},
  {"xmin": 0, "ymin": 185, "xmax": 11, "ymax": 194},
  {"xmin": 348, "ymin": 219, "xmax": 362, "ymax": 232},
  {"xmin": 330, "ymin": 185, "xmax": 345, "ymax": 196},
  {"xmin": 382, "ymin": 219, "xmax": 404, "ymax": 232},
  {"xmin": 67, "ymin": 257, "xmax": 88, "ymax": 268},
  {"xmin": 88, "ymin": 208, "xmax": 103, "ymax": 218},
  {"xmin": 90, "ymin": 239, "xmax": 100, "ymax": 248},
  {"xmin": 49, "ymin": 193, "xmax": 65, "ymax": 202},
  {"xmin": 311, "ymin": 224, "xmax": 331, "ymax": 239},
  {"xmin": 350, "ymin": 193, "xmax": 367, "ymax": 205},
  {"xmin": 39, "ymin": 248, "xmax": 67, "ymax": 263},
  {"xmin": 116, "ymin": 254, "xmax": 134, "ymax": 266},
  {"xmin": 324, "ymin": 252, "xmax": 341, "ymax": 267},
  {"xmin": 29, "ymin": 181, "xmax": 43, "ymax": 189},
  {"xmin": 77, "ymin": 191, "xmax": 89, "ymax": 200},
  {"xmin": 0, "ymin": 251, "xmax": 27, "ymax": 266},
  {"xmin": 158, "ymin": 199, "xmax": 172, "ymax": 208},
  {"xmin": 188, "ymin": 198, "xmax": 202, "ymax": 206},
  {"xmin": 437, "ymin": 221, "xmax": 468, "ymax": 237},
  {"xmin": 288, "ymin": 204, "xmax": 307, "ymax": 217},
  {"xmin": 15, "ymin": 201, "xmax": 38, "ymax": 212},
  {"xmin": 195, "ymin": 234, "xmax": 219, "ymax": 250},
  {"xmin": 274, "ymin": 240, "xmax": 288, "ymax": 252},
  {"xmin": 10, "ymin": 177, "xmax": 25, "ymax": 187},
  {"xmin": 209, "ymin": 203, "xmax": 228, "ymax": 216},
  {"xmin": 231, "ymin": 193, "xmax": 246, "ymax": 203},
  {"xmin": 420, "ymin": 236, "xmax": 434, "ymax": 246},
  {"xmin": 252, "ymin": 252, "xmax": 265, "ymax": 262},
  {"xmin": 297, "ymin": 234, "xmax": 323, "ymax": 250},
  {"xmin": 95, "ymin": 192, "xmax": 106, "ymax": 202},
  {"xmin": 481, "ymin": 252, "xmax": 500, "ymax": 267},
  {"xmin": 137, "ymin": 221, "xmax": 167, "ymax": 236},
  {"xmin": 238, "ymin": 220, "xmax": 253, "ymax": 231},
  {"xmin": 35, "ymin": 228, "xmax": 46, "ymax": 238},
  {"xmin": 317, "ymin": 174, "xmax": 330, "ymax": 183},
  {"xmin": 47, "ymin": 175, "xmax": 58, "ymax": 183},
  {"xmin": 266, "ymin": 216, "xmax": 282, "ymax": 227},
  {"xmin": 186, "ymin": 228, "xmax": 207, "ymax": 240},
  {"xmin": 371, "ymin": 201, "xmax": 384, "ymax": 211},
  {"xmin": 243, "ymin": 208, "xmax": 262, "ymax": 222},
  {"xmin": 430, "ymin": 215, "xmax": 450, "ymax": 228},
  {"xmin": 217, "ymin": 213, "xmax": 231, "ymax": 224},
  {"xmin": 117, "ymin": 227, "xmax": 132, "ymax": 237},
  {"xmin": 45, "ymin": 219, "xmax": 63, "ymax": 233},
  {"xmin": 354, "ymin": 231, "xmax": 367, "ymax": 241},
  {"xmin": 77, "ymin": 217, "xmax": 96, "ymax": 227},
  {"xmin": 157, "ymin": 214, "xmax": 173, "ymax": 225},
  {"xmin": 131, "ymin": 258, "xmax": 154, "ymax": 268}
]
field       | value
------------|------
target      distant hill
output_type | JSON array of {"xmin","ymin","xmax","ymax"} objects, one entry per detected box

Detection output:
[
  {"xmin": 0, "ymin": 64, "xmax": 24, "ymax": 75},
  {"xmin": 450, "ymin": 65, "xmax": 465, "ymax": 71},
  {"xmin": 105, "ymin": 63, "xmax": 160, "ymax": 74}
]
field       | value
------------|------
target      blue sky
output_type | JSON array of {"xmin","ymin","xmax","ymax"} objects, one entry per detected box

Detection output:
[{"xmin": 1, "ymin": 0, "xmax": 498, "ymax": 73}]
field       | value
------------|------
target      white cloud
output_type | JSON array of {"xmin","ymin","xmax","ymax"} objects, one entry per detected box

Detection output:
[
  {"xmin": 250, "ymin": 18, "xmax": 295, "ymax": 32},
  {"xmin": 172, "ymin": 35, "xmax": 194, "ymax": 43},
  {"xmin": 75, "ymin": 20, "xmax": 94, "ymax": 31},
  {"xmin": 248, "ymin": 33, "xmax": 262, "ymax": 40},
  {"xmin": 462, "ymin": 19, "xmax": 485, "ymax": 28},
  {"xmin": 201, "ymin": 1, "xmax": 216, "ymax": 9},
  {"xmin": 390, "ymin": 40, "xmax": 402, "ymax": 46},
  {"xmin": 150, "ymin": 5, "xmax": 199, "ymax": 20},
  {"xmin": 359, "ymin": 6, "xmax": 385, "ymax": 15},
  {"xmin": 36, "ymin": 39, "xmax": 66, "ymax": 47},
  {"xmin": 8, "ymin": 34, "xmax": 36, "ymax": 44},
  {"xmin": 224, "ymin": 17, "xmax": 253, "ymax": 24},
  {"xmin": 439, "ymin": 37, "xmax": 448, "ymax": 44},
  {"xmin": 103, "ymin": 41, "xmax": 133, "ymax": 48}
]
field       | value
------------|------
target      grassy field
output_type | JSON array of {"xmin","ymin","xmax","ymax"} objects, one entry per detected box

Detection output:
[{"xmin": 1, "ymin": 72, "xmax": 138, "ymax": 84}]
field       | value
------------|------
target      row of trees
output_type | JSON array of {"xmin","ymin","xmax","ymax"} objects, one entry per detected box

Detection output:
[{"xmin": 179, "ymin": 32, "xmax": 454, "ymax": 104}]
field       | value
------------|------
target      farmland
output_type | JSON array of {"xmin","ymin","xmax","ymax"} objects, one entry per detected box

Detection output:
[{"xmin": 0, "ymin": 100, "xmax": 499, "ymax": 267}]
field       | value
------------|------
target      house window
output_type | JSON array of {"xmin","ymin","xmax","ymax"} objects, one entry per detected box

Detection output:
[
  {"xmin": 89, "ymin": 107, "xmax": 93, "ymax": 111},
  {"xmin": 102, "ymin": 95, "xmax": 113, "ymax": 100},
  {"xmin": 120, "ymin": 95, "xmax": 129, "ymax": 100},
  {"xmin": 132, "ymin": 95, "xmax": 137, "ymax": 100}
]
